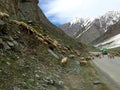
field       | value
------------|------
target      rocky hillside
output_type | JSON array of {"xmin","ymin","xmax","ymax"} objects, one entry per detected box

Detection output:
[
  {"xmin": 0, "ymin": 0, "xmax": 74, "ymax": 44},
  {"xmin": 92, "ymin": 20, "xmax": 120, "ymax": 45},
  {"xmin": 92, "ymin": 20, "xmax": 120, "ymax": 49},
  {"xmin": 0, "ymin": 0, "xmax": 109, "ymax": 90},
  {"xmin": 0, "ymin": 14, "xmax": 83, "ymax": 89},
  {"xmin": 60, "ymin": 11, "xmax": 120, "ymax": 44}
]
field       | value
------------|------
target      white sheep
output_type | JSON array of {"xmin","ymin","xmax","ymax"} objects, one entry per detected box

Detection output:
[
  {"xmin": 79, "ymin": 60, "xmax": 87, "ymax": 66},
  {"xmin": 61, "ymin": 57, "xmax": 68, "ymax": 65},
  {"xmin": 0, "ymin": 12, "xmax": 9, "ymax": 19}
]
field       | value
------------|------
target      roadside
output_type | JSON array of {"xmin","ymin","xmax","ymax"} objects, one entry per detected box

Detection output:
[{"xmin": 91, "ymin": 54, "xmax": 120, "ymax": 90}]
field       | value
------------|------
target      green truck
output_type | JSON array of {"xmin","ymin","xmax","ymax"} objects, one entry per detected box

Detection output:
[{"xmin": 101, "ymin": 48, "xmax": 108, "ymax": 55}]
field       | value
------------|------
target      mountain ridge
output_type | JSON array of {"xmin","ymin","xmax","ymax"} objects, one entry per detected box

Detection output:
[{"xmin": 60, "ymin": 11, "xmax": 120, "ymax": 45}]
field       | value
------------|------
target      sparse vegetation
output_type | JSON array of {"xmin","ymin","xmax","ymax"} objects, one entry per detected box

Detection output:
[{"xmin": 0, "ymin": 1, "xmax": 110, "ymax": 89}]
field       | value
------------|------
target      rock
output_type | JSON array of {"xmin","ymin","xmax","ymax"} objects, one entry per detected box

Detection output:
[
  {"xmin": 7, "ymin": 41, "xmax": 14, "ymax": 47},
  {"xmin": 17, "ymin": 56, "xmax": 20, "ymax": 59},
  {"xmin": 35, "ymin": 74, "xmax": 40, "ymax": 78},
  {"xmin": 0, "ymin": 38, "xmax": 3, "ymax": 43},
  {"xmin": 6, "ymin": 62, "xmax": 11, "ymax": 65},
  {"xmin": 43, "ymin": 77, "xmax": 55, "ymax": 85},
  {"xmin": 48, "ymin": 79, "xmax": 55, "ymax": 85},
  {"xmin": 3, "ymin": 42, "xmax": 11, "ymax": 50},
  {"xmin": 27, "ymin": 20, "xmax": 34, "ymax": 25},
  {"xmin": 0, "ymin": 69, "xmax": 2, "ymax": 72},
  {"xmin": 9, "ymin": 36, "xmax": 14, "ymax": 41},
  {"xmin": 56, "ymin": 81, "xmax": 64, "ymax": 88},
  {"xmin": 13, "ymin": 86, "xmax": 20, "ymax": 90},
  {"xmin": 93, "ymin": 80, "xmax": 102, "ymax": 85},
  {"xmin": 22, "ymin": 73, "xmax": 26, "ymax": 77},
  {"xmin": 29, "ymin": 79, "xmax": 34, "ymax": 82},
  {"xmin": 0, "ymin": 19, "xmax": 6, "ymax": 30},
  {"xmin": 0, "ymin": 39, "xmax": 4, "ymax": 49},
  {"xmin": 48, "ymin": 49, "xmax": 59, "ymax": 59},
  {"xmin": 13, "ymin": 40, "xmax": 19, "ymax": 46},
  {"xmin": 0, "ymin": 19, "xmax": 5, "ymax": 25}
]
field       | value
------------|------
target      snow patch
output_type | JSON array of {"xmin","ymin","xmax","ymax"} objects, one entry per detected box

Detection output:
[{"xmin": 95, "ymin": 34, "xmax": 120, "ymax": 49}]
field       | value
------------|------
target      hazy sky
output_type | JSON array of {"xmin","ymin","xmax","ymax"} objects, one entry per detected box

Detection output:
[{"xmin": 39, "ymin": 0, "xmax": 120, "ymax": 26}]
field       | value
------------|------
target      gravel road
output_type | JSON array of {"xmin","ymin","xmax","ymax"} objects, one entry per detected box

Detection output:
[{"xmin": 91, "ymin": 53, "xmax": 120, "ymax": 90}]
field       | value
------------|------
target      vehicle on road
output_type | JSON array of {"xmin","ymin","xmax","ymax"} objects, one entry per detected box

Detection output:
[{"xmin": 101, "ymin": 48, "xmax": 108, "ymax": 55}]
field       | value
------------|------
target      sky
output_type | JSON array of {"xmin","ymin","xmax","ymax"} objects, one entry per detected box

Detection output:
[{"xmin": 39, "ymin": 0, "xmax": 120, "ymax": 26}]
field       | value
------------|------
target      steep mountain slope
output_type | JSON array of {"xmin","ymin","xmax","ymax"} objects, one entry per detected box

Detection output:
[
  {"xmin": 92, "ymin": 20, "xmax": 120, "ymax": 48},
  {"xmin": 60, "ymin": 18, "xmax": 92, "ymax": 37},
  {"xmin": 0, "ymin": 0, "xmax": 109, "ymax": 90},
  {"xmin": 60, "ymin": 11, "xmax": 120, "ymax": 44},
  {"xmin": 0, "ymin": 0, "xmax": 77, "ymax": 47}
]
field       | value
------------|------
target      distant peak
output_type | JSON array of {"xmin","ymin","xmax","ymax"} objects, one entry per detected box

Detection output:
[
  {"xmin": 70, "ymin": 17, "xmax": 93, "ymax": 25},
  {"xmin": 70, "ymin": 17, "xmax": 83, "ymax": 25}
]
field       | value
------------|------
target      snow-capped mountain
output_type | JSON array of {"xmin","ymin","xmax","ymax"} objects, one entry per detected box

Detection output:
[
  {"xmin": 96, "ymin": 11, "xmax": 120, "ymax": 32},
  {"xmin": 92, "ymin": 19, "xmax": 120, "ymax": 48},
  {"xmin": 60, "ymin": 11, "xmax": 120, "ymax": 44},
  {"xmin": 59, "ymin": 18, "xmax": 93, "ymax": 37}
]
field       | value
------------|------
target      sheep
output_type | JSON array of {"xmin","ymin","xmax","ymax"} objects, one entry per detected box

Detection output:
[
  {"xmin": 108, "ymin": 54, "xmax": 114, "ymax": 59},
  {"xmin": 85, "ymin": 56, "xmax": 92, "ymax": 61},
  {"xmin": 80, "ymin": 57, "xmax": 85, "ymax": 60},
  {"xmin": 75, "ymin": 50, "xmax": 81, "ymax": 56},
  {"xmin": 37, "ymin": 37, "xmax": 44, "ymax": 42},
  {"xmin": 61, "ymin": 57, "xmax": 68, "ymax": 65},
  {"xmin": 63, "ymin": 46, "xmax": 69, "ymax": 51},
  {"xmin": 95, "ymin": 53, "xmax": 102, "ymax": 58},
  {"xmin": 0, "ymin": 12, "xmax": 9, "ymax": 20},
  {"xmin": 61, "ymin": 50, "xmax": 66, "ymax": 55},
  {"xmin": 52, "ymin": 40, "xmax": 59, "ymax": 47},
  {"xmin": 69, "ymin": 54, "xmax": 75, "ymax": 58},
  {"xmin": 79, "ymin": 60, "xmax": 87, "ymax": 66},
  {"xmin": 43, "ymin": 41, "xmax": 48, "ymax": 45}
]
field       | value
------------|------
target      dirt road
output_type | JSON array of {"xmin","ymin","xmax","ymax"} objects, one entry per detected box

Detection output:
[{"xmin": 91, "ymin": 53, "xmax": 120, "ymax": 90}]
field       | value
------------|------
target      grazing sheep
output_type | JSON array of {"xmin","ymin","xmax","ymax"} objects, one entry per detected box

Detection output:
[
  {"xmin": 0, "ymin": 12, "xmax": 9, "ymax": 20},
  {"xmin": 95, "ymin": 53, "xmax": 102, "ymax": 58},
  {"xmin": 69, "ymin": 54, "xmax": 75, "ymax": 58},
  {"xmin": 61, "ymin": 50, "xmax": 66, "ymax": 55},
  {"xmin": 80, "ymin": 57, "xmax": 85, "ymax": 60},
  {"xmin": 80, "ymin": 60, "xmax": 87, "ymax": 66},
  {"xmin": 63, "ymin": 46, "xmax": 69, "ymax": 51},
  {"xmin": 52, "ymin": 40, "xmax": 58, "ymax": 47},
  {"xmin": 36, "ymin": 36, "xmax": 44, "ymax": 42},
  {"xmin": 43, "ymin": 41, "xmax": 48, "ymax": 45},
  {"xmin": 75, "ymin": 50, "xmax": 81, "ymax": 56},
  {"xmin": 61, "ymin": 57, "xmax": 68, "ymax": 65},
  {"xmin": 108, "ymin": 54, "xmax": 114, "ymax": 59},
  {"xmin": 85, "ymin": 56, "xmax": 92, "ymax": 61}
]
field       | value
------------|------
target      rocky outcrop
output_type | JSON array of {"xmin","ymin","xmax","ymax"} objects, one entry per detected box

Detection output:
[
  {"xmin": 0, "ymin": 0, "xmax": 43, "ymax": 23},
  {"xmin": 0, "ymin": 13, "xmax": 91, "ymax": 90}
]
